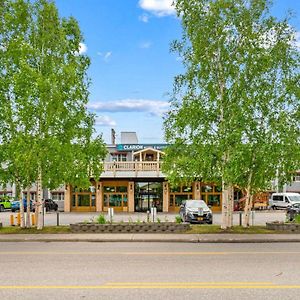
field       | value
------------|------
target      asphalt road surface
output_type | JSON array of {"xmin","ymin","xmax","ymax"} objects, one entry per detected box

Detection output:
[
  {"xmin": 0, "ymin": 242, "xmax": 300, "ymax": 300},
  {"xmin": 0, "ymin": 210, "xmax": 286, "ymax": 226}
]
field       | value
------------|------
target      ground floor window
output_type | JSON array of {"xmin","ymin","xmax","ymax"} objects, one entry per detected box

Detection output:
[
  {"xmin": 51, "ymin": 192, "xmax": 64, "ymax": 201},
  {"xmin": 103, "ymin": 183, "xmax": 128, "ymax": 212},
  {"xmin": 201, "ymin": 184, "xmax": 222, "ymax": 211},
  {"xmin": 169, "ymin": 185, "xmax": 193, "ymax": 212},
  {"xmin": 22, "ymin": 192, "xmax": 36, "ymax": 201},
  {"xmin": 71, "ymin": 186, "xmax": 96, "ymax": 212}
]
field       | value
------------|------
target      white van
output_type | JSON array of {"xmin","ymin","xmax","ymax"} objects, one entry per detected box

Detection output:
[{"xmin": 269, "ymin": 193, "xmax": 300, "ymax": 209}]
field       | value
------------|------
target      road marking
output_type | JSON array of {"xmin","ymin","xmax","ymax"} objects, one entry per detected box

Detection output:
[
  {"xmin": 1, "ymin": 283, "xmax": 300, "ymax": 289},
  {"xmin": 1, "ymin": 251, "xmax": 300, "ymax": 256},
  {"xmin": 105, "ymin": 282, "xmax": 274, "ymax": 285}
]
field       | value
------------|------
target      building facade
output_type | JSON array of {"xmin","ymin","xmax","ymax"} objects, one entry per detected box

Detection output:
[{"xmin": 64, "ymin": 132, "xmax": 223, "ymax": 213}]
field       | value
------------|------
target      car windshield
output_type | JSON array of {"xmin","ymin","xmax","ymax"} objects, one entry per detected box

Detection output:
[
  {"xmin": 186, "ymin": 201, "xmax": 208, "ymax": 209},
  {"xmin": 289, "ymin": 196, "xmax": 300, "ymax": 202}
]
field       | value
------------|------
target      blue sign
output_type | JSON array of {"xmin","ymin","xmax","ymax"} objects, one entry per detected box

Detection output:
[{"xmin": 116, "ymin": 144, "xmax": 169, "ymax": 152}]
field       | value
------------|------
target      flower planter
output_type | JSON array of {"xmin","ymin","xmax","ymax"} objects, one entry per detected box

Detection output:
[
  {"xmin": 70, "ymin": 222, "xmax": 190, "ymax": 233},
  {"xmin": 266, "ymin": 222, "xmax": 300, "ymax": 232}
]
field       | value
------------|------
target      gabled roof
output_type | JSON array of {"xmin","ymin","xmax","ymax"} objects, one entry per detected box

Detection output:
[{"xmin": 133, "ymin": 147, "xmax": 165, "ymax": 156}]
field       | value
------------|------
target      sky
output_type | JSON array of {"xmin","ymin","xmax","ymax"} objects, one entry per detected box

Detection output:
[{"xmin": 53, "ymin": 0, "xmax": 300, "ymax": 144}]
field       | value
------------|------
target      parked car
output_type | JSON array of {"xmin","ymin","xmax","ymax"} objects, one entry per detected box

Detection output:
[
  {"xmin": 269, "ymin": 193, "xmax": 300, "ymax": 209},
  {"xmin": 179, "ymin": 200, "xmax": 213, "ymax": 224},
  {"xmin": 286, "ymin": 203, "xmax": 300, "ymax": 221},
  {"xmin": 0, "ymin": 197, "xmax": 12, "ymax": 212},
  {"xmin": 44, "ymin": 199, "xmax": 58, "ymax": 212},
  {"xmin": 11, "ymin": 199, "xmax": 34, "ymax": 212}
]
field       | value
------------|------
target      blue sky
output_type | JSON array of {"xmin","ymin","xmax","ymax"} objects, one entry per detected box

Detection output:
[{"xmin": 54, "ymin": 0, "xmax": 300, "ymax": 144}]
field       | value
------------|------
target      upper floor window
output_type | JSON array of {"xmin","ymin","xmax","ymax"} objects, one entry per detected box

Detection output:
[
  {"xmin": 293, "ymin": 176, "xmax": 300, "ymax": 182},
  {"xmin": 111, "ymin": 153, "xmax": 127, "ymax": 162}
]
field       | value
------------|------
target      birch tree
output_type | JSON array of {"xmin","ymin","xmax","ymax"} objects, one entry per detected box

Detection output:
[
  {"xmin": 0, "ymin": 0, "xmax": 107, "ymax": 229},
  {"xmin": 163, "ymin": 0, "xmax": 300, "ymax": 228}
]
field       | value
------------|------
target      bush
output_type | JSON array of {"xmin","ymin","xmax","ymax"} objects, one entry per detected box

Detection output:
[
  {"xmin": 175, "ymin": 215, "xmax": 182, "ymax": 224},
  {"xmin": 96, "ymin": 214, "xmax": 106, "ymax": 224},
  {"xmin": 294, "ymin": 214, "xmax": 300, "ymax": 224}
]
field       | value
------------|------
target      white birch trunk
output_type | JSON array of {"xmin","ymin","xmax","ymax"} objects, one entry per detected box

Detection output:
[
  {"xmin": 221, "ymin": 180, "xmax": 228, "ymax": 229},
  {"xmin": 243, "ymin": 168, "xmax": 254, "ymax": 227},
  {"xmin": 17, "ymin": 180, "xmax": 25, "ymax": 228},
  {"xmin": 26, "ymin": 190, "xmax": 31, "ymax": 228},
  {"xmin": 37, "ymin": 166, "xmax": 43, "ymax": 230},
  {"xmin": 227, "ymin": 185, "xmax": 234, "ymax": 228},
  {"xmin": 243, "ymin": 189, "xmax": 251, "ymax": 227}
]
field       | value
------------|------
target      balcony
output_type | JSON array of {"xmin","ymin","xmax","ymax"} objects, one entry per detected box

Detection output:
[{"xmin": 102, "ymin": 161, "xmax": 164, "ymax": 178}]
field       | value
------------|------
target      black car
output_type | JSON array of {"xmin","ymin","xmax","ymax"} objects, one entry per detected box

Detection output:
[
  {"xmin": 286, "ymin": 203, "xmax": 300, "ymax": 221},
  {"xmin": 44, "ymin": 199, "xmax": 58, "ymax": 212}
]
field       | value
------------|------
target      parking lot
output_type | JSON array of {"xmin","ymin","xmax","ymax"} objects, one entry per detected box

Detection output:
[{"xmin": 0, "ymin": 210, "xmax": 286, "ymax": 227}]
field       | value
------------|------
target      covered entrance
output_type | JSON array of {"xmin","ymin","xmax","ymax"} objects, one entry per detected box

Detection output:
[{"xmin": 135, "ymin": 182, "xmax": 163, "ymax": 212}]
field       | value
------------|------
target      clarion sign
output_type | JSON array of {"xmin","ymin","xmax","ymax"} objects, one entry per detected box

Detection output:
[{"xmin": 116, "ymin": 144, "xmax": 168, "ymax": 151}]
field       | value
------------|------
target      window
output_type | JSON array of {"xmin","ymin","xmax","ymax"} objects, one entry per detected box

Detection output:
[
  {"xmin": 201, "ymin": 185, "xmax": 213, "ymax": 192},
  {"xmin": 294, "ymin": 176, "xmax": 300, "ymax": 182},
  {"xmin": 273, "ymin": 195, "xmax": 283, "ymax": 202},
  {"xmin": 103, "ymin": 184, "xmax": 128, "ymax": 209},
  {"xmin": 104, "ymin": 186, "xmax": 116, "ymax": 192},
  {"xmin": 116, "ymin": 186, "xmax": 127, "ymax": 193},
  {"xmin": 51, "ymin": 192, "xmax": 64, "ymax": 201},
  {"xmin": 111, "ymin": 153, "xmax": 127, "ymax": 162}
]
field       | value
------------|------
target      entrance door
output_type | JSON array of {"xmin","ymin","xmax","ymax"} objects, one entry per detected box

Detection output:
[{"xmin": 135, "ymin": 182, "xmax": 163, "ymax": 212}]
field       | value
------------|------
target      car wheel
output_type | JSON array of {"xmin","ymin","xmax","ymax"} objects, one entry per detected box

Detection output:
[
  {"xmin": 11, "ymin": 209, "xmax": 15, "ymax": 212},
  {"xmin": 0, "ymin": 205, "xmax": 4, "ymax": 212}
]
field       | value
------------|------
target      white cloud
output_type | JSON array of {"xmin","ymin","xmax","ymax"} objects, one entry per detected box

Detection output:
[
  {"xmin": 88, "ymin": 99, "xmax": 170, "ymax": 117},
  {"xmin": 95, "ymin": 116, "xmax": 116, "ymax": 127},
  {"xmin": 79, "ymin": 42, "xmax": 87, "ymax": 54},
  {"xmin": 139, "ymin": 41, "xmax": 152, "ymax": 49},
  {"xmin": 97, "ymin": 51, "xmax": 112, "ymax": 62},
  {"xmin": 139, "ymin": 13, "xmax": 150, "ymax": 23},
  {"xmin": 139, "ymin": 0, "xmax": 176, "ymax": 17}
]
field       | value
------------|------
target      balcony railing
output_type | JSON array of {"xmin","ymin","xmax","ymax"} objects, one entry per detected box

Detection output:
[{"xmin": 103, "ymin": 161, "xmax": 162, "ymax": 176}]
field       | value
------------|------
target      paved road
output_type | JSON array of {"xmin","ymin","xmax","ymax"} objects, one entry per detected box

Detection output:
[
  {"xmin": 0, "ymin": 210, "xmax": 286, "ymax": 227},
  {"xmin": 0, "ymin": 242, "xmax": 300, "ymax": 300}
]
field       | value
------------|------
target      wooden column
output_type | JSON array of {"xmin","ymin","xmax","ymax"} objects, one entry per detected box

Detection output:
[
  {"xmin": 96, "ymin": 181, "xmax": 103, "ymax": 212},
  {"xmin": 64, "ymin": 184, "xmax": 71, "ymax": 212},
  {"xmin": 128, "ymin": 181, "xmax": 135, "ymax": 212},
  {"xmin": 163, "ymin": 181, "xmax": 169, "ymax": 212},
  {"xmin": 193, "ymin": 181, "xmax": 201, "ymax": 200}
]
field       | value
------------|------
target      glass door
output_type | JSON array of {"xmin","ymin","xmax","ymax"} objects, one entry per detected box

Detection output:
[{"xmin": 134, "ymin": 182, "xmax": 163, "ymax": 212}]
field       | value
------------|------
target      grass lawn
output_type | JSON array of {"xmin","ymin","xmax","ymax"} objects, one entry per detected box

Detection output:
[
  {"xmin": 187, "ymin": 225, "xmax": 282, "ymax": 234},
  {"xmin": 0, "ymin": 226, "xmax": 71, "ymax": 234}
]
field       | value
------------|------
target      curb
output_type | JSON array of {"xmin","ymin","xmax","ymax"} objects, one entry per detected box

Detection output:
[{"xmin": 1, "ymin": 237, "xmax": 300, "ymax": 243}]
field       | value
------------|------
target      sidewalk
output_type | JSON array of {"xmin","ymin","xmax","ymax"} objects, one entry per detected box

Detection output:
[{"xmin": 1, "ymin": 233, "xmax": 300, "ymax": 243}]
